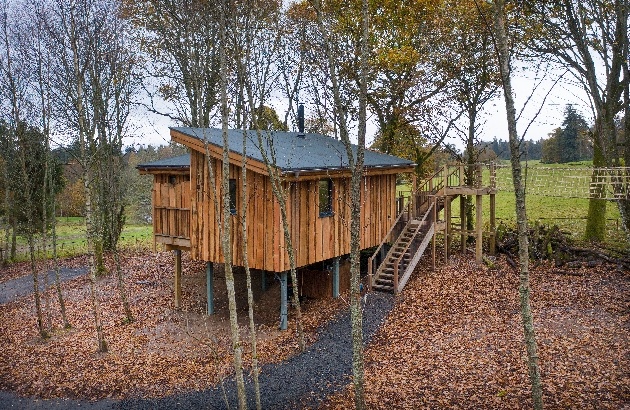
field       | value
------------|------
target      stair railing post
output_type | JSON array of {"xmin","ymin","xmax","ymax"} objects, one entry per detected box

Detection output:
[
  {"xmin": 393, "ymin": 261, "xmax": 399, "ymax": 294},
  {"xmin": 443, "ymin": 165, "xmax": 448, "ymax": 194}
]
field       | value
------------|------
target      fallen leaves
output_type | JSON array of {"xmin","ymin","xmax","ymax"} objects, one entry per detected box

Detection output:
[
  {"xmin": 321, "ymin": 254, "xmax": 629, "ymax": 409},
  {"xmin": 0, "ymin": 250, "xmax": 346, "ymax": 401}
]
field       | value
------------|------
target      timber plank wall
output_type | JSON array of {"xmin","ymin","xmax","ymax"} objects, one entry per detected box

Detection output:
[
  {"xmin": 153, "ymin": 173, "xmax": 191, "ymax": 245},
  {"xmin": 189, "ymin": 150, "xmax": 397, "ymax": 273}
]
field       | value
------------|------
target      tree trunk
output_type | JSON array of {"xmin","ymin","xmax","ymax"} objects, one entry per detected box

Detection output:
[
  {"xmin": 69, "ymin": 9, "xmax": 107, "ymax": 352},
  {"xmin": 492, "ymin": 2, "xmax": 543, "ymax": 408},
  {"xmin": 114, "ymin": 250, "xmax": 133, "ymax": 323},
  {"xmin": 240, "ymin": 131, "xmax": 261, "ymax": 410},
  {"xmin": 218, "ymin": 1, "xmax": 247, "ymax": 406},
  {"xmin": 349, "ymin": 0, "xmax": 368, "ymax": 408}
]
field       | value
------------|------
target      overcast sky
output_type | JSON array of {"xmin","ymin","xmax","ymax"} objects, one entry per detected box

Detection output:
[{"xmin": 124, "ymin": 63, "xmax": 594, "ymax": 153}]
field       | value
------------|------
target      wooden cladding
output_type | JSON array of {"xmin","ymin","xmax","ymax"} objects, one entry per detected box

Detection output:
[
  {"xmin": 152, "ymin": 174, "xmax": 191, "ymax": 240},
  {"xmin": 188, "ymin": 150, "xmax": 397, "ymax": 272}
]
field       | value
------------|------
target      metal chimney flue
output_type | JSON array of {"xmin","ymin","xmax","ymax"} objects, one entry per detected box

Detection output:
[{"xmin": 297, "ymin": 103, "xmax": 305, "ymax": 136}]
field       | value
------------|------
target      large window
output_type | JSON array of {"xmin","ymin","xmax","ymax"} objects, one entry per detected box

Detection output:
[
  {"xmin": 229, "ymin": 179, "xmax": 237, "ymax": 215},
  {"xmin": 318, "ymin": 179, "xmax": 333, "ymax": 217}
]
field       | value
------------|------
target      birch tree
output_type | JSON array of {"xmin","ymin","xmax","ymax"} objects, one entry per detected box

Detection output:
[
  {"xmin": 310, "ymin": 0, "xmax": 369, "ymax": 406},
  {"xmin": 0, "ymin": 2, "xmax": 50, "ymax": 337},
  {"xmin": 490, "ymin": 0, "xmax": 543, "ymax": 407}
]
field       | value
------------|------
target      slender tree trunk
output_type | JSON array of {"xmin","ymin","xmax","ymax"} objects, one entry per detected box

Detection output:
[
  {"xmin": 69, "ymin": 10, "xmax": 107, "ymax": 352},
  {"xmin": 50, "ymin": 177, "xmax": 70, "ymax": 329},
  {"xmin": 492, "ymin": 2, "xmax": 543, "ymax": 408},
  {"xmin": 240, "ymin": 130, "xmax": 261, "ymax": 410},
  {"xmin": 218, "ymin": 1, "xmax": 247, "ymax": 407},
  {"xmin": 349, "ymin": 1, "xmax": 368, "ymax": 408},
  {"xmin": 114, "ymin": 250, "xmax": 133, "ymax": 323}
]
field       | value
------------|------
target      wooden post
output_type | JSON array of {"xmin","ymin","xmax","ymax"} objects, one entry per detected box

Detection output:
[
  {"xmin": 460, "ymin": 194, "xmax": 466, "ymax": 253},
  {"xmin": 393, "ymin": 262, "xmax": 399, "ymax": 294},
  {"xmin": 411, "ymin": 172, "xmax": 417, "ymax": 217},
  {"xmin": 174, "ymin": 249, "xmax": 182, "ymax": 309},
  {"xmin": 367, "ymin": 257, "xmax": 373, "ymax": 291},
  {"xmin": 261, "ymin": 270, "xmax": 267, "ymax": 291},
  {"xmin": 206, "ymin": 262, "xmax": 214, "ymax": 315},
  {"xmin": 332, "ymin": 257, "xmax": 340, "ymax": 298},
  {"xmin": 490, "ymin": 193, "xmax": 496, "ymax": 255},
  {"xmin": 476, "ymin": 194, "xmax": 483, "ymax": 263},
  {"xmin": 432, "ymin": 196, "xmax": 436, "ymax": 271},
  {"xmin": 444, "ymin": 196, "xmax": 450, "ymax": 263},
  {"xmin": 490, "ymin": 163, "xmax": 497, "ymax": 256},
  {"xmin": 280, "ymin": 271, "xmax": 288, "ymax": 330}
]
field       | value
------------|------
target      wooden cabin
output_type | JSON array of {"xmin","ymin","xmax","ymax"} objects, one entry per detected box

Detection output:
[{"xmin": 138, "ymin": 127, "xmax": 415, "ymax": 329}]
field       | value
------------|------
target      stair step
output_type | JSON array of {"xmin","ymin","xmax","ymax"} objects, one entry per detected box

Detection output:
[{"xmin": 372, "ymin": 283, "xmax": 393, "ymax": 292}]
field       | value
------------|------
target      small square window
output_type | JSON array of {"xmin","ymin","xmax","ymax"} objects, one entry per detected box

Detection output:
[
  {"xmin": 169, "ymin": 175, "xmax": 177, "ymax": 185},
  {"xmin": 319, "ymin": 179, "xmax": 333, "ymax": 217},
  {"xmin": 229, "ymin": 179, "xmax": 237, "ymax": 215}
]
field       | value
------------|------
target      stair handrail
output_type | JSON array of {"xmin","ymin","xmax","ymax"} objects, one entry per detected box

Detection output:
[
  {"xmin": 392, "ymin": 198, "xmax": 435, "ymax": 294},
  {"xmin": 367, "ymin": 198, "xmax": 411, "ymax": 290}
]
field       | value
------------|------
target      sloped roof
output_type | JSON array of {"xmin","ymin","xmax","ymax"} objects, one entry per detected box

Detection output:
[
  {"xmin": 171, "ymin": 127, "xmax": 415, "ymax": 172},
  {"xmin": 136, "ymin": 154, "xmax": 190, "ymax": 171}
]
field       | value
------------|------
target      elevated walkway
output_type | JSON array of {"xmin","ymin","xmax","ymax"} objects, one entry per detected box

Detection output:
[{"xmin": 368, "ymin": 163, "xmax": 497, "ymax": 294}]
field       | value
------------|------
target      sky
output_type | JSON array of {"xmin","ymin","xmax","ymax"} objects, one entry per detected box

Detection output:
[{"xmin": 124, "ymin": 64, "xmax": 594, "ymax": 153}]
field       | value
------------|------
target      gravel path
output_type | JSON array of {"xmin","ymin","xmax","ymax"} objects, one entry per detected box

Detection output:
[
  {"xmin": 0, "ymin": 267, "xmax": 88, "ymax": 305},
  {"xmin": 0, "ymin": 292, "xmax": 394, "ymax": 409}
]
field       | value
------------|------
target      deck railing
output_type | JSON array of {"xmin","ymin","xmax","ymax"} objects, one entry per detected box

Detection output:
[{"xmin": 154, "ymin": 206, "xmax": 190, "ymax": 239}]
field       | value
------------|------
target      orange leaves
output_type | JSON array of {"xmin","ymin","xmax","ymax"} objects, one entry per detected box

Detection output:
[
  {"xmin": 321, "ymin": 255, "xmax": 629, "ymax": 409},
  {"xmin": 0, "ymin": 251, "xmax": 346, "ymax": 401}
]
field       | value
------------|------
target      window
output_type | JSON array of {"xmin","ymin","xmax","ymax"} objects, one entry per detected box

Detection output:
[
  {"xmin": 318, "ymin": 179, "xmax": 333, "ymax": 217},
  {"xmin": 229, "ymin": 179, "xmax": 237, "ymax": 215},
  {"xmin": 169, "ymin": 175, "xmax": 177, "ymax": 185}
]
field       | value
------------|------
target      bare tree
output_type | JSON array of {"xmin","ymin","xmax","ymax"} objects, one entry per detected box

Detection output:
[
  {"xmin": 122, "ymin": 0, "xmax": 222, "ymax": 128},
  {"xmin": 490, "ymin": 0, "xmax": 543, "ymax": 408},
  {"xmin": 310, "ymin": 0, "xmax": 369, "ymax": 407},
  {"xmin": 523, "ymin": 0, "xmax": 630, "ymax": 240},
  {"xmin": 0, "ymin": 2, "xmax": 50, "ymax": 338}
]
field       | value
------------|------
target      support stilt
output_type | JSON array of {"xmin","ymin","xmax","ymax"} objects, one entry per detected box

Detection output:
[
  {"xmin": 332, "ymin": 257, "xmax": 340, "ymax": 298},
  {"xmin": 261, "ymin": 270, "xmax": 267, "ymax": 291},
  {"xmin": 174, "ymin": 249, "xmax": 182, "ymax": 309},
  {"xmin": 205, "ymin": 262, "xmax": 214, "ymax": 314},
  {"xmin": 280, "ymin": 271, "xmax": 287, "ymax": 330}
]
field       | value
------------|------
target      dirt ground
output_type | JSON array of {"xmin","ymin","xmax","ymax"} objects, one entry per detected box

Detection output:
[{"xmin": 0, "ymin": 251, "xmax": 346, "ymax": 400}]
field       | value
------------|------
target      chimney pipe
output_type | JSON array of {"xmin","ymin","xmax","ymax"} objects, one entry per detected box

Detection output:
[{"xmin": 297, "ymin": 103, "xmax": 305, "ymax": 135}]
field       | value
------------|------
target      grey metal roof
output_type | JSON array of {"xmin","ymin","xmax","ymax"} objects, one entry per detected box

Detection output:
[
  {"xmin": 136, "ymin": 154, "xmax": 190, "ymax": 170},
  {"xmin": 171, "ymin": 127, "xmax": 415, "ymax": 172}
]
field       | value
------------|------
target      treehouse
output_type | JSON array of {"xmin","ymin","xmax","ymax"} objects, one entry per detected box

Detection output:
[{"xmin": 138, "ymin": 126, "xmax": 415, "ymax": 329}]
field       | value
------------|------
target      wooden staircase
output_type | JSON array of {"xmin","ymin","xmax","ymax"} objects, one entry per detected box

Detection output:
[
  {"xmin": 368, "ymin": 165, "xmax": 462, "ymax": 294},
  {"xmin": 370, "ymin": 205, "xmax": 435, "ymax": 293}
]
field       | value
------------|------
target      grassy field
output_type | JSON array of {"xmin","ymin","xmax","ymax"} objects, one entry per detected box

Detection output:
[
  {"xmin": 6, "ymin": 217, "xmax": 153, "ymax": 261},
  {"xmin": 396, "ymin": 160, "xmax": 626, "ymax": 247}
]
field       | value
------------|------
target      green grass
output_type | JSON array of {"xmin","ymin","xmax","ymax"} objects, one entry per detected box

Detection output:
[
  {"xmin": 401, "ymin": 160, "xmax": 627, "ymax": 248},
  {"xmin": 6, "ymin": 217, "xmax": 153, "ymax": 261}
]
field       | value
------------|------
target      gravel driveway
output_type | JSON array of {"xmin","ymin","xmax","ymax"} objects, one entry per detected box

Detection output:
[{"xmin": 0, "ymin": 267, "xmax": 88, "ymax": 305}]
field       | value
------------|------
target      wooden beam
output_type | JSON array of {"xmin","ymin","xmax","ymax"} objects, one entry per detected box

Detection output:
[
  {"xmin": 174, "ymin": 249, "xmax": 182, "ymax": 309},
  {"xmin": 460, "ymin": 194, "xmax": 466, "ymax": 253},
  {"xmin": 490, "ymin": 193, "xmax": 496, "ymax": 255},
  {"xmin": 476, "ymin": 194, "xmax": 483, "ymax": 263}
]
